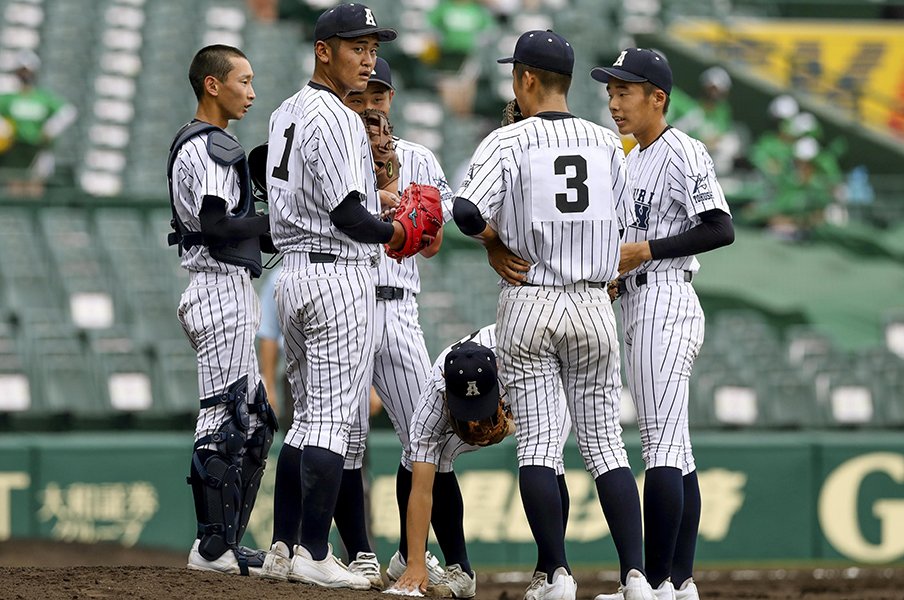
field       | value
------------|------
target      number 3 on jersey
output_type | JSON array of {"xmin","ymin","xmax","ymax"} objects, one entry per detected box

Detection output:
[{"xmin": 529, "ymin": 146, "xmax": 614, "ymax": 223}]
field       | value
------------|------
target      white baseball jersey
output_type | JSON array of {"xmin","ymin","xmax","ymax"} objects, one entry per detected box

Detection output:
[
  {"xmin": 170, "ymin": 128, "xmax": 263, "ymax": 446},
  {"xmin": 266, "ymin": 82, "xmax": 380, "ymax": 456},
  {"xmin": 619, "ymin": 126, "xmax": 730, "ymax": 473},
  {"xmin": 344, "ymin": 137, "xmax": 452, "ymax": 469},
  {"xmin": 622, "ymin": 127, "xmax": 731, "ymax": 275},
  {"xmin": 267, "ymin": 83, "xmax": 381, "ymax": 260},
  {"xmin": 456, "ymin": 114, "xmax": 632, "ymax": 478},
  {"xmin": 458, "ymin": 115, "xmax": 635, "ymax": 286},
  {"xmin": 406, "ymin": 325, "xmax": 571, "ymax": 474}
]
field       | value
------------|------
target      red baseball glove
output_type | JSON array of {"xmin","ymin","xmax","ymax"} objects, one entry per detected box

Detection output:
[{"xmin": 385, "ymin": 183, "xmax": 443, "ymax": 261}]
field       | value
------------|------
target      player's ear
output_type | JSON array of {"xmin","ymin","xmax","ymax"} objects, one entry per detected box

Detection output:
[
  {"xmin": 314, "ymin": 40, "xmax": 331, "ymax": 64},
  {"xmin": 204, "ymin": 75, "xmax": 219, "ymax": 97}
]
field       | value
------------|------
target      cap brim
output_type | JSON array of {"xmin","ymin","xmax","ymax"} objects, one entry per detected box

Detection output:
[
  {"xmin": 336, "ymin": 27, "xmax": 397, "ymax": 42},
  {"xmin": 590, "ymin": 66, "xmax": 647, "ymax": 84},
  {"xmin": 497, "ymin": 56, "xmax": 515, "ymax": 64},
  {"xmin": 447, "ymin": 380, "xmax": 500, "ymax": 421},
  {"xmin": 368, "ymin": 77, "xmax": 394, "ymax": 90}
]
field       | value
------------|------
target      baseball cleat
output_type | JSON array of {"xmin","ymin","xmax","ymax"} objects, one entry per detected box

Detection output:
[
  {"xmin": 434, "ymin": 564, "xmax": 476, "ymax": 599},
  {"xmin": 287, "ymin": 543, "xmax": 371, "ymax": 589},
  {"xmin": 259, "ymin": 541, "xmax": 291, "ymax": 581},
  {"xmin": 386, "ymin": 550, "xmax": 447, "ymax": 586},
  {"xmin": 594, "ymin": 569, "xmax": 655, "ymax": 600},
  {"xmin": 674, "ymin": 579, "xmax": 699, "ymax": 600},
  {"xmin": 187, "ymin": 539, "xmax": 240, "ymax": 574},
  {"xmin": 523, "ymin": 567, "xmax": 577, "ymax": 600},
  {"xmin": 652, "ymin": 579, "xmax": 676, "ymax": 600},
  {"xmin": 348, "ymin": 551, "xmax": 385, "ymax": 589}
]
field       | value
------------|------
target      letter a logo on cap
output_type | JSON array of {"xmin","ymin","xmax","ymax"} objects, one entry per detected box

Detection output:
[
  {"xmin": 613, "ymin": 50, "xmax": 627, "ymax": 67},
  {"xmin": 364, "ymin": 7, "xmax": 377, "ymax": 26},
  {"xmin": 466, "ymin": 381, "xmax": 480, "ymax": 396}
]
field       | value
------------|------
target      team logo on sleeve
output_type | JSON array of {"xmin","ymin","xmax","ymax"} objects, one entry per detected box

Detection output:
[{"xmin": 690, "ymin": 173, "xmax": 713, "ymax": 203}]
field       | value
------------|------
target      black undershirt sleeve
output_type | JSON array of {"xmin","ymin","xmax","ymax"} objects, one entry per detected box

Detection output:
[
  {"xmin": 452, "ymin": 197, "xmax": 487, "ymax": 236},
  {"xmin": 648, "ymin": 209, "xmax": 735, "ymax": 260},
  {"xmin": 199, "ymin": 196, "xmax": 270, "ymax": 246},
  {"xmin": 329, "ymin": 191, "xmax": 394, "ymax": 244}
]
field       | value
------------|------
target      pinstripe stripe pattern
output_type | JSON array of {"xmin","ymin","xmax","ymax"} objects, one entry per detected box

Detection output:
[
  {"xmin": 496, "ymin": 287, "xmax": 628, "ymax": 478},
  {"xmin": 457, "ymin": 115, "xmax": 634, "ymax": 286},
  {"xmin": 267, "ymin": 84, "xmax": 381, "ymax": 260},
  {"xmin": 171, "ymin": 133, "xmax": 244, "ymax": 274},
  {"xmin": 277, "ymin": 254, "xmax": 377, "ymax": 456},
  {"xmin": 623, "ymin": 127, "xmax": 730, "ymax": 275},
  {"xmin": 621, "ymin": 281, "xmax": 703, "ymax": 473},
  {"xmin": 406, "ymin": 325, "xmax": 569, "ymax": 474},
  {"xmin": 177, "ymin": 270, "xmax": 263, "ymax": 443}
]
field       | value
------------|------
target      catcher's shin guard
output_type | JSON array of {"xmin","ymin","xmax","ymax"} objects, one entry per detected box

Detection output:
[
  {"xmin": 236, "ymin": 382, "xmax": 278, "ymax": 543},
  {"xmin": 188, "ymin": 376, "xmax": 251, "ymax": 561}
]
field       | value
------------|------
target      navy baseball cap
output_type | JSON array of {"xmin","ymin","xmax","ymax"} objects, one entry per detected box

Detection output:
[
  {"xmin": 497, "ymin": 30, "xmax": 574, "ymax": 76},
  {"xmin": 313, "ymin": 3, "xmax": 397, "ymax": 42},
  {"xmin": 445, "ymin": 342, "xmax": 500, "ymax": 422},
  {"xmin": 369, "ymin": 57, "xmax": 393, "ymax": 89},
  {"xmin": 591, "ymin": 48, "xmax": 673, "ymax": 95}
]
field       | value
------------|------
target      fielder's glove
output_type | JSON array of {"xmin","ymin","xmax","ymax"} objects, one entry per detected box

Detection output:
[
  {"xmin": 449, "ymin": 400, "xmax": 515, "ymax": 447},
  {"xmin": 361, "ymin": 108, "xmax": 401, "ymax": 192},
  {"xmin": 501, "ymin": 99, "xmax": 524, "ymax": 126},
  {"xmin": 385, "ymin": 182, "xmax": 443, "ymax": 261}
]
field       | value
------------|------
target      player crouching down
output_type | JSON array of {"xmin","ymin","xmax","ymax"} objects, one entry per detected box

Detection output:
[{"xmin": 388, "ymin": 325, "xmax": 570, "ymax": 599}]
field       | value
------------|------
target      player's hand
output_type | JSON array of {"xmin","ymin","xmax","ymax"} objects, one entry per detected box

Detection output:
[
  {"xmin": 393, "ymin": 564, "xmax": 430, "ymax": 595},
  {"xmin": 379, "ymin": 189, "xmax": 400, "ymax": 220},
  {"xmin": 618, "ymin": 241, "xmax": 652, "ymax": 274},
  {"xmin": 485, "ymin": 238, "xmax": 529, "ymax": 285}
]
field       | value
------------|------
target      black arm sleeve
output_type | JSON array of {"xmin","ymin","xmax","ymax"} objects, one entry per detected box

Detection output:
[
  {"xmin": 648, "ymin": 209, "xmax": 735, "ymax": 260},
  {"xmin": 199, "ymin": 196, "xmax": 270, "ymax": 245},
  {"xmin": 329, "ymin": 191, "xmax": 394, "ymax": 243},
  {"xmin": 452, "ymin": 197, "xmax": 487, "ymax": 236}
]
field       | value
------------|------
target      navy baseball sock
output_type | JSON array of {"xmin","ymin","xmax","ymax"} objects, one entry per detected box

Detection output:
[
  {"xmin": 643, "ymin": 466, "xmax": 684, "ymax": 588},
  {"xmin": 520, "ymin": 466, "xmax": 569, "ymax": 581},
  {"xmin": 395, "ymin": 463, "xmax": 412, "ymax": 558},
  {"xmin": 431, "ymin": 471, "xmax": 472, "ymax": 575},
  {"xmin": 298, "ymin": 446, "xmax": 344, "ymax": 560},
  {"xmin": 557, "ymin": 474, "xmax": 570, "ymax": 533},
  {"xmin": 671, "ymin": 470, "xmax": 701, "ymax": 587},
  {"xmin": 271, "ymin": 444, "xmax": 303, "ymax": 555},
  {"xmin": 594, "ymin": 467, "xmax": 644, "ymax": 584},
  {"xmin": 333, "ymin": 467, "xmax": 372, "ymax": 558}
]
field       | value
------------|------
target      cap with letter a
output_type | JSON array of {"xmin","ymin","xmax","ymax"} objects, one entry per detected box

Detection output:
[
  {"xmin": 590, "ymin": 48, "xmax": 673, "ymax": 95},
  {"xmin": 444, "ymin": 342, "xmax": 500, "ymax": 421},
  {"xmin": 313, "ymin": 3, "xmax": 397, "ymax": 42},
  {"xmin": 497, "ymin": 29, "xmax": 574, "ymax": 76}
]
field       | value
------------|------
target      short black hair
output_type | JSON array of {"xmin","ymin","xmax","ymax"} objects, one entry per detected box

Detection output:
[
  {"xmin": 189, "ymin": 45, "xmax": 247, "ymax": 100},
  {"xmin": 641, "ymin": 81, "xmax": 670, "ymax": 115},
  {"xmin": 514, "ymin": 62, "xmax": 571, "ymax": 96}
]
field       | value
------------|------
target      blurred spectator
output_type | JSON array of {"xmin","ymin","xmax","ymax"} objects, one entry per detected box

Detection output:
[
  {"xmin": 246, "ymin": 0, "xmax": 278, "ymax": 22},
  {"xmin": 426, "ymin": 0, "xmax": 496, "ymax": 73},
  {"xmin": 0, "ymin": 50, "xmax": 77, "ymax": 197},
  {"xmin": 670, "ymin": 66, "xmax": 743, "ymax": 175}
]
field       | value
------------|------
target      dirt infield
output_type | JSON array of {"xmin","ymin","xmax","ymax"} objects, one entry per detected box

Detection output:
[{"xmin": 1, "ymin": 540, "xmax": 903, "ymax": 599}]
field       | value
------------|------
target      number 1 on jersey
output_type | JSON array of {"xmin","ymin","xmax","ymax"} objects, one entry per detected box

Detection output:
[{"xmin": 271, "ymin": 123, "xmax": 295, "ymax": 182}]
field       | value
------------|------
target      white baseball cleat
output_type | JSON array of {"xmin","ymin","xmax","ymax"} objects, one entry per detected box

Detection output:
[
  {"xmin": 653, "ymin": 579, "xmax": 676, "ymax": 600},
  {"xmin": 674, "ymin": 579, "xmax": 699, "ymax": 600},
  {"xmin": 287, "ymin": 543, "xmax": 371, "ymax": 589},
  {"xmin": 386, "ymin": 550, "xmax": 447, "ymax": 586},
  {"xmin": 434, "ymin": 564, "xmax": 476, "ymax": 598},
  {"xmin": 348, "ymin": 551, "xmax": 385, "ymax": 589},
  {"xmin": 187, "ymin": 539, "xmax": 241, "ymax": 575},
  {"xmin": 259, "ymin": 541, "xmax": 291, "ymax": 581},
  {"xmin": 524, "ymin": 567, "xmax": 577, "ymax": 600},
  {"xmin": 594, "ymin": 569, "xmax": 655, "ymax": 600}
]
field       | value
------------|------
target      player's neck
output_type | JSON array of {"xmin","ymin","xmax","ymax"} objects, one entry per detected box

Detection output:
[
  {"xmin": 523, "ymin": 96, "xmax": 568, "ymax": 118},
  {"xmin": 195, "ymin": 102, "xmax": 227, "ymax": 129},
  {"xmin": 634, "ymin": 118, "xmax": 668, "ymax": 149},
  {"xmin": 310, "ymin": 70, "xmax": 347, "ymax": 99}
]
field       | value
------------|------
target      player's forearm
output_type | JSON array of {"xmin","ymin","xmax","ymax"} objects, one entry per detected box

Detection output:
[
  {"xmin": 329, "ymin": 191, "xmax": 395, "ymax": 243},
  {"xmin": 406, "ymin": 463, "xmax": 436, "ymax": 567},
  {"xmin": 648, "ymin": 209, "xmax": 734, "ymax": 259}
]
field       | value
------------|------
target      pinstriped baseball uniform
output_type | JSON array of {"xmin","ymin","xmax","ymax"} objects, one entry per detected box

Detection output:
[
  {"xmin": 171, "ymin": 130, "xmax": 263, "ymax": 446},
  {"xmin": 345, "ymin": 137, "xmax": 453, "ymax": 469},
  {"xmin": 406, "ymin": 325, "xmax": 571, "ymax": 473},
  {"xmin": 267, "ymin": 83, "xmax": 380, "ymax": 457},
  {"xmin": 620, "ymin": 127, "xmax": 730, "ymax": 473},
  {"xmin": 457, "ymin": 114, "xmax": 635, "ymax": 478}
]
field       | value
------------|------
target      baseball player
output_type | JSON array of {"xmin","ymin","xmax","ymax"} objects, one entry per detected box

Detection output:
[
  {"xmin": 166, "ymin": 45, "xmax": 278, "ymax": 576},
  {"xmin": 591, "ymin": 49, "xmax": 736, "ymax": 600},
  {"xmin": 452, "ymin": 30, "xmax": 647, "ymax": 600},
  {"xmin": 390, "ymin": 325, "xmax": 572, "ymax": 598},
  {"xmin": 327, "ymin": 57, "xmax": 453, "ymax": 587},
  {"xmin": 257, "ymin": 3, "xmax": 415, "ymax": 590}
]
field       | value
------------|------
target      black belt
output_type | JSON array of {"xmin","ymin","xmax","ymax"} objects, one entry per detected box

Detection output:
[
  {"xmin": 375, "ymin": 286, "xmax": 405, "ymax": 300},
  {"xmin": 617, "ymin": 270, "xmax": 693, "ymax": 296},
  {"xmin": 521, "ymin": 281, "xmax": 606, "ymax": 288},
  {"xmin": 309, "ymin": 252, "xmax": 337, "ymax": 264}
]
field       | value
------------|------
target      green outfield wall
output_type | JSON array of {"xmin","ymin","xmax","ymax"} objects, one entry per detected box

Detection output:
[{"xmin": 0, "ymin": 431, "xmax": 902, "ymax": 566}]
